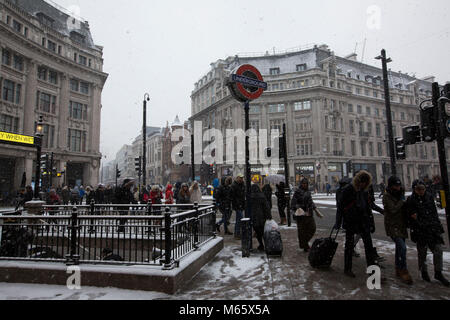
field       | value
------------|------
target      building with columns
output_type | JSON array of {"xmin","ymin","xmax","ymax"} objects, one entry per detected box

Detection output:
[
  {"xmin": 0, "ymin": 0, "xmax": 108, "ymax": 196},
  {"xmin": 190, "ymin": 44, "xmax": 449, "ymax": 191}
]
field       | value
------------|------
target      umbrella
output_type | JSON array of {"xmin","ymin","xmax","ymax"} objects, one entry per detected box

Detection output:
[
  {"xmin": 20, "ymin": 172, "xmax": 26, "ymax": 188},
  {"xmin": 265, "ymin": 174, "xmax": 286, "ymax": 185}
]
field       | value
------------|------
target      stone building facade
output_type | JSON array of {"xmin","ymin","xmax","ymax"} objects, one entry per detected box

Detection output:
[
  {"xmin": 0, "ymin": 0, "xmax": 108, "ymax": 196},
  {"xmin": 190, "ymin": 44, "xmax": 449, "ymax": 191}
]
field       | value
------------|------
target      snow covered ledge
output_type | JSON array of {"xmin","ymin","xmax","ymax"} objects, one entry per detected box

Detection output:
[{"xmin": 0, "ymin": 237, "xmax": 224, "ymax": 295}]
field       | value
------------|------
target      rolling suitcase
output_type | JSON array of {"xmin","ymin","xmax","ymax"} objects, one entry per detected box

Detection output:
[{"xmin": 308, "ymin": 228, "xmax": 340, "ymax": 269}]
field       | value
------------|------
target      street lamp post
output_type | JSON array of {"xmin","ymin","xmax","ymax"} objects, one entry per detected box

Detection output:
[
  {"xmin": 143, "ymin": 93, "xmax": 150, "ymax": 189},
  {"xmin": 34, "ymin": 116, "xmax": 44, "ymax": 199}
]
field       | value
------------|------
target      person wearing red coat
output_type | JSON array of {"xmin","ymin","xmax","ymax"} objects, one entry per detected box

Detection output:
[{"xmin": 165, "ymin": 184, "xmax": 174, "ymax": 205}]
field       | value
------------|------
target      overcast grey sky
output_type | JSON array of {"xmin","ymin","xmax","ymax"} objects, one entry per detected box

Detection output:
[{"xmin": 50, "ymin": 0, "xmax": 450, "ymax": 161}]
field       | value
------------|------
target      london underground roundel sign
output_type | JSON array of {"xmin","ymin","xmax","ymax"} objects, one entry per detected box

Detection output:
[{"xmin": 227, "ymin": 64, "xmax": 267, "ymax": 102}]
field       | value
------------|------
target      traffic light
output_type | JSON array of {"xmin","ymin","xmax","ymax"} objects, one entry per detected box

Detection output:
[
  {"xmin": 403, "ymin": 125, "xmax": 422, "ymax": 145},
  {"xmin": 420, "ymin": 106, "xmax": 437, "ymax": 142},
  {"xmin": 116, "ymin": 167, "xmax": 121, "ymax": 178},
  {"xmin": 346, "ymin": 160, "xmax": 353, "ymax": 174},
  {"xmin": 265, "ymin": 147, "xmax": 272, "ymax": 158},
  {"xmin": 395, "ymin": 137, "xmax": 406, "ymax": 160},
  {"xmin": 135, "ymin": 157, "xmax": 141, "ymax": 175},
  {"xmin": 40, "ymin": 153, "xmax": 48, "ymax": 170},
  {"xmin": 209, "ymin": 165, "xmax": 214, "ymax": 176}
]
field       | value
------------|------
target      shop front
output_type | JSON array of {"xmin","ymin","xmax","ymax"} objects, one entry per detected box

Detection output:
[
  {"xmin": 0, "ymin": 157, "xmax": 16, "ymax": 205},
  {"xmin": 354, "ymin": 163, "xmax": 378, "ymax": 185},
  {"xmin": 295, "ymin": 163, "xmax": 315, "ymax": 189},
  {"xmin": 327, "ymin": 163, "xmax": 343, "ymax": 190}
]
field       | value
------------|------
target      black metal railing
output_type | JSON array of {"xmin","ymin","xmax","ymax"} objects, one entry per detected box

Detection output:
[{"xmin": 0, "ymin": 202, "xmax": 217, "ymax": 269}]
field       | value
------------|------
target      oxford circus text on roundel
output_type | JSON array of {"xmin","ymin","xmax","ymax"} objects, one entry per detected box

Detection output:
[{"xmin": 227, "ymin": 64, "xmax": 267, "ymax": 102}]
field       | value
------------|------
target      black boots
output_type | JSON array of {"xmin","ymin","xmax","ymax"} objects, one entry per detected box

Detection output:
[
  {"xmin": 435, "ymin": 272, "xmax": 450, "ymax": 287},
  {"xmin": 421, "ymin": 270, "xmax": 431, "ymax": 282}
]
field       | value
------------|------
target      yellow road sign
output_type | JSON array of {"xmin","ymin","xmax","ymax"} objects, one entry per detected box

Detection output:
[{"xmin": 0, "ymin": 131, "xmax": 34, "ymax": 146}]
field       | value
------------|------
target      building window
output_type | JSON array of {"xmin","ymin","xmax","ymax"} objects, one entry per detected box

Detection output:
[
  {"xmin": 357, "ymin": 105, "xmax": 362, "ymax": 114},
  {"xmin": 360, "ymin": 141, "xmax": 366, "ymax": 156},
  {"xmin": 296, "ymin": 139, "xmax": 313, "ymax": 156},
  {"xmin": 68, "ymin": 129, "xmax": 86, "ymax": 152},
  {"xmin": 47, "ymin": 40, "xmax": 56, "ymax": 52},
  {"xmin": 12, "ymin": 20, "xmax": 22, "ymax": 33},
  {"xmin": 79, "ymin": 55, "xmax": 87, "ymax": 66},
  {"xmin": 377, "ymin": 142, "xmax": 383, "ymax": 157},
  {"xmin": 0, "ymin": 114, "xmax": 19, "ymax": 133},
  {"xmin": 369, "ymin": 142, "xmax": 374, "ymax": 157},
  {"xmin": 294, "ymin": 100, "xmax": 311, "ymax": 111},
  {"xmin": 270, "ymin": 68, "xmax": 280, "ymax": 76},
  {"xmin": 36, "ymin": 91, "xmax": 57, "ymax": 114},
  {"xmin": 376, "ymin": 123, "xmax": 381, "ymax": 137},
  {"xmin": 366, "ymin": 106, "xmax": 371, "ymax": 116},
  {"xmin": 13, "ymin": 55, "xmax": 23, "ymax": 71},
  {"xmin": 348, "ymin": 104, "xmax": 354, "ymax": 113},
  {"xmin": 367, "ymin": 122, "xmax": 373, "ymax": 135},
  {"xmin": 249, "ymin": 120, "xmax": 260, "ymax": 131},
  {"xmin": 295, "ymin": 117, "xmax": 312, "ymax": 132},
  {"xmin": 351, "ymin": 141, "xmax": 356, "ymax": 156},
  {"xmin": 401, "ymin": 112, "xmax": 405, "ymax": 121},
  {"xmin": 249, "ymin": 105, "xmax": 260, "ymax": 114},
  {"xmin": 80, "ymin": 82, "xmax": 89, "ymax": 94},
  {"xmin": 74, "ymin": 53, "xmax": 77, "ymax": 62},
  {"xmin": 42, "ymin": 37, "xmax": 46, "ymax": 47},
  {"xmin": 38, "ymin": 66, "xmax": 47, "ymax": 81},
  {"xmin": 70, "ymin": 79, "xmax": 79, "ymax": 91},
  {"xmin": 349, "ymin": 120, "xmax": 355, "ymax": 134},
  {"xmin": 296, "ymin": 64, "xmax": 307, "ymax": 72},
  {"xmin": 49, "ymin": 70, "xmax": 58, "ymax": 85},
  {"xmin": 2, "ymin": 49, "xmax": 11, "ymax": 65},
  {"xmin": 268, "ymin": 104, "xmax": 285, "ymax": 113},
  {"xmin": 2, "ymin": 79, "xmax": 15, "ymax": 103},
  {"xmin": 375, "ymin": 108, "xmax": 380, "ymax": 117},
  {"xmin": 70, "ymin": 101, "xmax": 88, "ymax": 120}
]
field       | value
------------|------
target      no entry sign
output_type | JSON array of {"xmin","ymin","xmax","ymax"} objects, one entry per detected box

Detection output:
[{"xmin": 227, "ymin": 64, "xmax": 267, "ymax": 102}]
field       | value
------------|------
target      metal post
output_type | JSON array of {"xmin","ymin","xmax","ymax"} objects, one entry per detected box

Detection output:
[
  {"xmin": 143, "ymin": 94, "xmax": 150, "ymax": 188},
  {"xmin": 435, "ymin": 82, "xmax": 450, "ymax": 243},
  {"xmin": 193, "ymin": 202, "xmax": 199, "ymax": 249},
  {"xmin": 377, "ymin": 49, "xmax": 396, "ymax": 176},
  {"xmin": 244, "ymin": 101, "xmax": 253, "ymax": 251},
  {"xmin": 115, "ymin": 163, "xmax": 118, "ymax": 189},
  {"xmin": 66, "ymin": 206, "xmax": 80, "ymax": 265},
  {"xmin": 34, "ymin": 140, "xmax": 42, "ymax": 199},
  {"xmin": 191, "ymin": 134, "xmax": 195, "ymax": 183},
  {"xmin": 212, "ymin": 199, "xmax": 217, "ymax": 238},
  {"xmin": 163, "ymin": 207, "xmax": 174, "ymax": 270},
  {"xmin": 89, "ymin": 199, "xmax": 95, "ymax": 233},
  {"xmin": 282, "ymin": 124, "xmax": 292, "ymax": 227}
]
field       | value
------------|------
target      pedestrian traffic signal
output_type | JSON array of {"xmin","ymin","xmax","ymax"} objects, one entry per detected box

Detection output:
[
  {"xmin": 395, "ymin": 137, "xmax": 406, "ymax": 160},
  {"xmin": 420, "ymin": 106, "xmax": 437, "ymax": 142},
  {"xmin": 135, "ymin": 157, "xmax": 141, "ymax": 174},
  {"xmin": 403, "ymin": 125, "xmax": 422, "ymax": 145},
  {"xmin": 346, "ymin": 160, "xmax": 353, "ymax": 174}
]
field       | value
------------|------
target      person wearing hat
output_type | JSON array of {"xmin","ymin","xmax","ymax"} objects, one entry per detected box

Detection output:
[
  {"xmin": 405, "ymin": 180, "xmax": 449, "ymax": 286},
  {"xmin": 383, "ymin": 176, "xmax": 412, "ymax": 285}
]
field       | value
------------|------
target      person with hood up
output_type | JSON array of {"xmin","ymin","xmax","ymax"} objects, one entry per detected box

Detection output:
[
  {"xmin": 262, "ymin": 184, "xmax": 273, "ymax": 209},
  {"xmin": 336, "ymin": 170, "xmax": 378, "ymax": 278},
  {"xmin": 275, "ymin": 182, "xmax": 288, "ymax": 225},
  {"xmin": 173, "ymin": 182, "xmax": 182, "ymax": 203},
  {"xmin": 165, "ymin": 184, "xmax": 174, "ymax": 205},
  {"xmin": 189, "ymin": 181, "xmax": 203, "ymax": 204},
  {"xmin": 405, "ymin": 180, "xmax": 449, "ymax": 286},
  {"xmin": 61, "ymin": 186, "xmax": 70, "ymax": 205},
  {"xmin": 291, "ymin": 178, "xmax": 320, "ymax": 252},
  {"xmin": 250, "ymin": 184, "xmax": 273, "ymax": 252},
  {"xmin": 215, "ymin": 177, "xmax": 233, "ymax": 235},
  {"xmin": 383, "ymin": 176, "xmax": 412, "ymax": 285}
]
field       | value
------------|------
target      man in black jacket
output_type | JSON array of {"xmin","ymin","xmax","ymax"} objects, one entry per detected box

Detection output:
[
  {"xmin": 336, "ymin": 171, "xmax": 378, "ymax": 278},
  {"xmin": 231, "ymin": 174, "xmax": 246, "ymax": 239},
  {"xmin": 215, "ymin": 177, "xmax": 233, "ymax": 235},
  {"xmin": 405, "ymin": 180, "xmax": 449, "ymax": 286}
]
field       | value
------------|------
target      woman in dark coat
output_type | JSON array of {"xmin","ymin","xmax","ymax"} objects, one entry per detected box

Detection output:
[
  {"xmin": 290, "ymin": 178, "xmax": 317, "ymax": 252},
  {"xmin": 275, "ymin": 182, "xmax": 287, "ymax": 225},
  {"xmin": 262, "ymin": 184, "xmax": 273, "ymax": 209},
  {"xmin": 405, "ymin": 180, "xmax": 449, "ymax": 286},
  {"xmin": 250, "ymin": 184, "xmax": 272, "ymax": 251},
  {"xmin": 336, "ymin": 171, "xmax": 377, "ymax": 278}
]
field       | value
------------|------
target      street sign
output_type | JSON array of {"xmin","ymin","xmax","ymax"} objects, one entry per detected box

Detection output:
[
  {"xmin": 0, "ymin": 131, "xmax": 35, "ymax": 148},
  {"xmin": 227, "ymin": 64, "xmax": 267, "ymax": 102}
]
